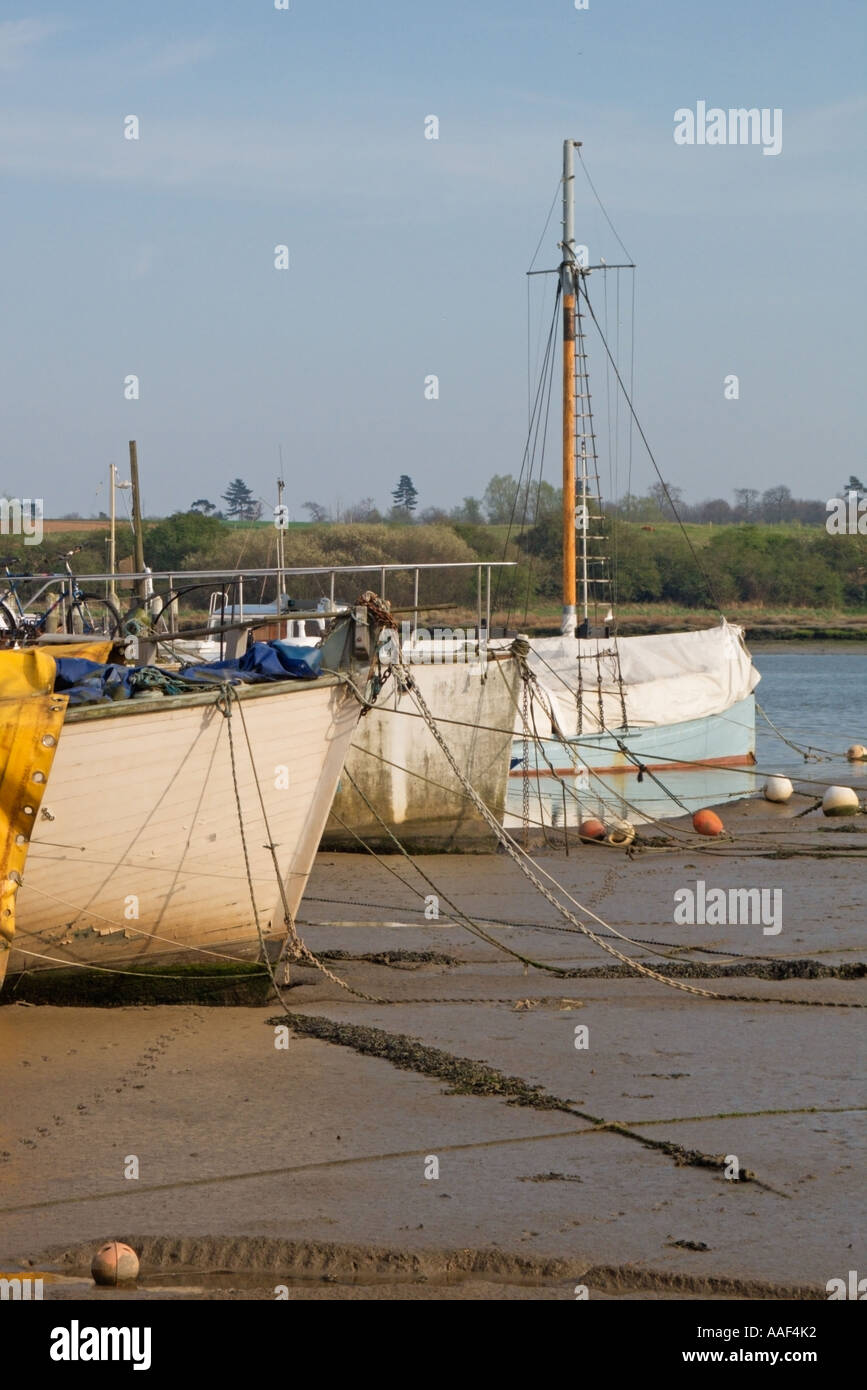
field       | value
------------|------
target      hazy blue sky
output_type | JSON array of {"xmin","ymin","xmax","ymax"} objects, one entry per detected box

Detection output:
[{"xmin": 1, "ymin": 1, "xmax": 864, "ymax": 518}]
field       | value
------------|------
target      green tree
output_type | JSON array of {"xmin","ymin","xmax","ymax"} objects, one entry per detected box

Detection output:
[
  {"xmin": 391, "ymin": 475, "xmax": 418, "ymax": 515},
  {"xmin": 303, "ymin": 501, "xmax": 329, "ymax": 523},
  {"xmin": 733, "ymin": 487, "xmax": 760, "ymax": 520},
  {"xmin": 648, "ymin": 480, "xmax": 684, "ymax": 520},
  {"xmin": 144, "ymin": 511, "xmax": 225, "ymax": 570},
  {"xmin": 221, "ymin": 478, "xmax": 261, "ymax": 520},
  {"xmin": 190, "ymin": 498, "xmax": 217, "ymax": 515},
  {"xmin": 761, "ymin": 485, "xmax": 793, "ymax": 523},
  {"xmin": 450, "ymin": 497, "xmax": 484, "ymax": 524},
  {"xmin": 483, "ymin": 474, "xmax": 524, "ymax": 524}
]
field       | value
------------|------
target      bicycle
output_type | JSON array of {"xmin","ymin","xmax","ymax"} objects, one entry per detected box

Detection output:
[{"xmin": 0, "ymin": 548, "xmax": 122, "ymax": 643}]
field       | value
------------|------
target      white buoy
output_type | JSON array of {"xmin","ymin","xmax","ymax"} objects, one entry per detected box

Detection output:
[
  {"xmin": 846, "ymin": 744, "xmax": 867, "ymax": 762},
  {"xmin": 822, "ymin": 786, "xmax": 861, "ymax": 817},
  {"xmin": 763, "ymin": 775, "xmax": 793, "ymax": 804},
  {"xmin": 605, "ymin": 817, "xmax": 635, "ymax": 847}
]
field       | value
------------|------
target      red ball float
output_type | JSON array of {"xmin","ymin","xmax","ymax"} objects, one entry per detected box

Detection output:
[
  {"xmin": 578, "ymin": 817, "xmax": 607, "ymax": 841},
  {"xmin": 693, "ymin": 809, "xmax": 724, "ymax": 837},
  {"xmin": 91, "ymin": 1241, "xmax": 140, "ymax": 1286}
]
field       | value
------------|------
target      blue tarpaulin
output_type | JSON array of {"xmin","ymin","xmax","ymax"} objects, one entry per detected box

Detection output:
[
  {"xmin": 182, "ymin": 640, "xmax": 324, "ymax": 682},
  {"xmin": 53, "ymin": 640, "xmax": 323, "ymax": 705}
]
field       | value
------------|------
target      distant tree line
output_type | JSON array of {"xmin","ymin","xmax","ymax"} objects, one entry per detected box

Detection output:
[
  {"xmin": 608, "ymin": 481, "xmax": 849, "ymax": 527},
  {"xmin": 298, "ymin": 473, "xmax": 862, "ymax": 529},
  {"xmin": 8, "ymin": 511, "xmax": 863, "ymax": 615},
  {"xmin": 511, "ymin": 517, "xmax": 867, "ymax": 609}
]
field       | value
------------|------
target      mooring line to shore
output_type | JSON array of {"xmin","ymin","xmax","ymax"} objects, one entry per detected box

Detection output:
[
  {"xmin": 624, "ymin": 1104, "xmax": 867, "ymax": 1128},
  {"xmin": 299, "ymin": 894, "xmax": 867, "ymax": 964},
  {"xmin": 399, "ymin": 671, "xmax": 729, "ymax": 998},
  {"xmin": 383, "ymin": 664, "xmax": 866, "ymax": 1008},
  {"xmin": 333, "ymin": 777, "xmax": 589, "ymax": 979},
  {"xmin": 8, "ymin": 944, "xmax": 271, "ymax": 982},
  {"xmin": 382, "ymin": 695, "xmax": 858, "ymax": 790},
  {"xmin": 344, "ymin": 656, "xmax": 862, "ymax": 855},
  {"xmin": 0, "ymin": 1129, "xmax": 597, "ymax": 1216},
  {"xmin": 156, "ymin": 657, "xmax": 867, "ymax": 1011},
  {"xmin": 510, "ymin": 640, "xmax": 866, "ymax": 851},
  {"xmin": 18, "ymin": 882, "xmax": 279, "ymax": 970}
]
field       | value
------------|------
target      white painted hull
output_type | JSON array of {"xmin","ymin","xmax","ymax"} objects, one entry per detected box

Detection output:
[
  {"xmin": 323, "ymin": 655, "xmax": 520, "ymax": 851},
  {"xmin": 6, "ymin": 677, "xmax": 361, "ymax": 978}
]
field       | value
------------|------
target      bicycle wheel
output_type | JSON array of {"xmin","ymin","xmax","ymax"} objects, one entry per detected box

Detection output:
[
  {"xmin": 0, "ymin": 600, "xmax": 18, "ymax": 642},
  {"xmin": 65, "ymin": 595, "xmax": 122, "ymax": 638}
]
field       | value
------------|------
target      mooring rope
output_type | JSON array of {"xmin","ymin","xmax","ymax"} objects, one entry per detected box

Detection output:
[
  {"xmin": 393, "ymin": 655, "xmax": 723, "ymax": 999},
  {"xmin": 388, "ymin": 648, "xmax": 865, "ymax": 1008},
  {"xmin": 219, "ymin": 681, "xmax": 384, "ymax": 1005}
]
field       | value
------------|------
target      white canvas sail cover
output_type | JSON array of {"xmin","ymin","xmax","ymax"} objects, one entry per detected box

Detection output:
[{"xmin": 502, "ymin": 620, "xmax": 759, "ymax": 737}]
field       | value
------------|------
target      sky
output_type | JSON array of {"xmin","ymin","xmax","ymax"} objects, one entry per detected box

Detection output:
[{"xmin": 0, "ymin": 1, "xmax": 864, "ymax": 519}]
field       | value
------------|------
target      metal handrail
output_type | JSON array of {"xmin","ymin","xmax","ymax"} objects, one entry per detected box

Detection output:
[
  {"xmin": 1, "ymin": 561, "xmax": 517, "ymax": 644},
  {"xmin": 14, "ymin": 562, "xmax": 515, "ymax": 583},
  {"xmin": 1, "ymin": 558, "xmax": 514, "ymax": 644}
]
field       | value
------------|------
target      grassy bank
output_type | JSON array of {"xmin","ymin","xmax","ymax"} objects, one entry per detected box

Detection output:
[
  {"xmin": 507, "ymin": 603, "xmax": 867, "ymax": 641},
  {"xmin": 11, "ymin": 515, "xmax": 867, "ymax": 640}
]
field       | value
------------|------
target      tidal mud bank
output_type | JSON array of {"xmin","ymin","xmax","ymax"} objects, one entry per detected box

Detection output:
[{"xmin": 2, "ymin": 798, "xmax": 863, "ymax": 1299}]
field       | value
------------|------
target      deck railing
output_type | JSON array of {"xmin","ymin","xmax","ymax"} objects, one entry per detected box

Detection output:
[{"xmin": 5, "ymin": 561, "xmax": 516, "ymax": 644}]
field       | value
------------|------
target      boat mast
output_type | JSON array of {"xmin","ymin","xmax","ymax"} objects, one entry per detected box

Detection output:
[
  {"xmin": 276, "ymin": 457, "xmax": 286, "ymax": 616},
  {"xmin": 560, "ymin": 139, "xmax": 580, "ymax": 637}
]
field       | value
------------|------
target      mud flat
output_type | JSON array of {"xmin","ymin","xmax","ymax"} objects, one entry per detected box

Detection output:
[{"xmin": 1, "ymin": 795, "xmax": 864, "ymax": 1300}]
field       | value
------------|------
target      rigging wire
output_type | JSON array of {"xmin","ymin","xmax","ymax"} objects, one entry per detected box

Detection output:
[
  {"xmin": 520, "ymin": 300, "xmax": 560, "ymax": 628},
  {"xmin": 527, "ymin": 177, "xmax": 564, "ymax": 420},
  {"xmin": 495, "ymin": 282, "xmax": 561, "ymax": 623},
  {"xmin": 627, "ymin": 268, "xmax": 637, "ymax": 508},
  {"xmin": 576, "ymin": 274, "xmax": 723, "ymax": 614},
  {"xmin": 576, "ymin": 148, "xmax": 634, "ymax": 265},
  {"xmin": 528, "ymin": 177, "xmax": 563, "ymax": 273}
]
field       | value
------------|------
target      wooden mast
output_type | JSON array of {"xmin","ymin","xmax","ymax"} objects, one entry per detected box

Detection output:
[
  {"xmin": 128, "ymin": 440, "xmax": 148, "ymax": 605},
  {"xmin": 560, "ymin": 139, "xmax": 580, "ymax": 637}
]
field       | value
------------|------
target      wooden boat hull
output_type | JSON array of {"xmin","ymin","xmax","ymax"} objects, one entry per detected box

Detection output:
[
  {"xmin": 507, "ymin": 695, "xmax": 757, "ymax": 827},
  {"xmin": 322, "ymin": 655, "xmax": 520, "ymax": 852},
  {"xmin": 511, "ymin": 695, "xmax": 756, "ymax": 777},
  {"xmin": 3, "ymin": 676, "xmax": 361, "ymax": 982}
]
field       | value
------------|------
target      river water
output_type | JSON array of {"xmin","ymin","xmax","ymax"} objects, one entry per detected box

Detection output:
[{"xmin": 504, "ymin": 645, "xmax": 867, "ymax": 828}]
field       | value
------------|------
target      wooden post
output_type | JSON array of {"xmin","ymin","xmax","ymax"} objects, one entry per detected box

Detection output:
[{"xmin": 128, "ymin": 441, "xmax": 147, "ymax": 603}]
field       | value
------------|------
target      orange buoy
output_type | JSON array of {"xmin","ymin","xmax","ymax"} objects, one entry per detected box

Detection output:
[
  {"xmin": 579, "ymin": 817, "xmax": 606, "ymax": 841},
  {"xmin": 91, "ymin": 1241, "xmax": 140, "ymax": 1286},
  {"xmin": 693, "ymin": 809, "xmax": 723, "ymax": 837}
]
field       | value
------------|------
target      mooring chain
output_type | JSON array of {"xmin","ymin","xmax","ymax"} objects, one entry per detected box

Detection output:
[
  {"xmin": 521, "ymin": 676, "xmax": 531, "ymax": 846},
  {"xmin": 397, "ymin": 652, "xmax": 722, "ymax": 1000},
  {"xmin": 399, "ymin": 656, "xmax": 866, "ymax": 1010}
]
